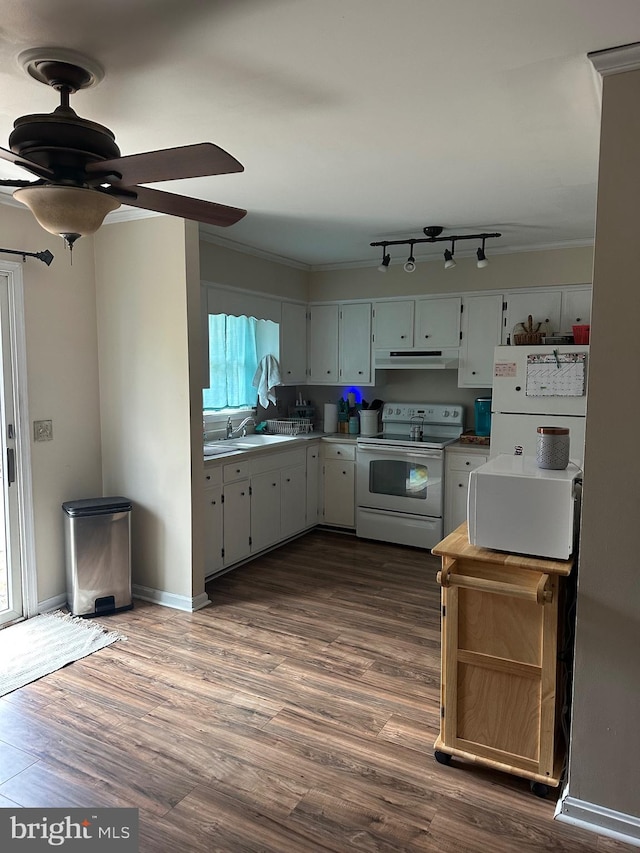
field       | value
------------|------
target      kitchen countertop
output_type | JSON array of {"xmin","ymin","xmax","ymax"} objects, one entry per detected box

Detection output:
[
  {"xmin": 446, "ymin": 440, "xmax": 491, "ymax": 453},
  {"xmin": 203, "ymin": 431, "xmax": 357, "ymax": 463}
]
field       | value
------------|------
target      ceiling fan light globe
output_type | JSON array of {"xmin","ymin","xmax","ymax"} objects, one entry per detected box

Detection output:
[{"xmin": 13, "ymin": 185, "xmax": 120, "ymax": 241}]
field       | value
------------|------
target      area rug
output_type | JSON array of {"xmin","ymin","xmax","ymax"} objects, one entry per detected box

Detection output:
[{"xmin": 0, "ymin": 610, "xmax": 126, "ymax": 697}]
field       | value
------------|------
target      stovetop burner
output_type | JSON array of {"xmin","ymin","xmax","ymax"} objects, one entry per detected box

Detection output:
[{"xmin": 357, "ymin": 401, "xmax": 465, "ymax": 449}]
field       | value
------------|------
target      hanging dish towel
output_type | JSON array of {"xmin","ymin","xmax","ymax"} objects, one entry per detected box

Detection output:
[{"xmin": 252, "ymin": 354, "xmax": 282, "ymax": 407}]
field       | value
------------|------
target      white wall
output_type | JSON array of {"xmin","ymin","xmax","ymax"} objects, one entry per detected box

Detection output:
[
  {"xmin": 94, "ymin": 216, "xmax": 201, "ymax": 604},
  {"xmin": 308, "ymin": 245, "xmax": 593, "ymax": 302},
  {"xmin": 199, "ymin": 235, "xmax": 309, "ymax": 301},
  {"xmin": 0, "ymin": 203, "xmax": 103, "ymax": 605},
  {"xmin": 562, "ymin": 65, "xmax": 640, "ymax": 826}
]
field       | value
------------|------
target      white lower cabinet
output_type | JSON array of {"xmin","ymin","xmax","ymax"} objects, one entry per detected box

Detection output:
[
  {"xmin": 203, "ymin": 468, "xmax": 223, "ymax": 575},
  {"xmin": 204, "ymin": 441, "xmax": 357, "ymax": 576},
  {"xmin": 281, "ymin": 464, "xmax": 307, "ymax": 540},
  {"xmin": 444, "ymin": 447, "xmax": 488, "ymax": 536},
  {"xmin": 306, "ymin": 444, "xmax": 320, "ymax": 527},
  {"xmin": 322, "ymin": 442, "xmax": 356, "ymax": 528},
  {"xmin": 222, "ymin": 477, "xmax": 251, "ymax": 566},
  {"xmin": 250, "ymin": 470, "xmax": 281, "ymax": 553}
]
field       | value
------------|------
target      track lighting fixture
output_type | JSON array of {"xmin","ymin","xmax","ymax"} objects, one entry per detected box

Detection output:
[
  {"xmin": 404, "ymin": 243, "xmax": 416, "ymax": 273},
  {"xmin": 378, "ymin": 250, "xmax": 391, "ymax": 272},
  {"xmin": 477, "ymin": 238, "xmax": 489, "ymax": 268},
  {"xmin": 371, "ymin": 225, "xmax": 500, "ymax": 273},
  {"xmin": 443, "ymin": 241, "xmax": 456, "ymax": 270}
]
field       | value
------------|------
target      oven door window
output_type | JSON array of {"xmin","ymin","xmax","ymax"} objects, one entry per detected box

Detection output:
[{"xmin": 369, "ymin": 459, "xmax": 429, "ymax": 500}]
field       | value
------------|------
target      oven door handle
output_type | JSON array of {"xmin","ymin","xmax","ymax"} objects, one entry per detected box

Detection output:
[{"xmin": 357, "ymin": 443, "xmax": 442, "ymax": 459}]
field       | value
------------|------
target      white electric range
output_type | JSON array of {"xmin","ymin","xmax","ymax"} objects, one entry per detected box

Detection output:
[{"xmin": 356, "ymin": 403, "xmax": 465, "ymax": 549}]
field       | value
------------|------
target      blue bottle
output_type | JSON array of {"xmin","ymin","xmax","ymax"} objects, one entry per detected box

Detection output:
[{"xmin": 474, "ymin": 397, "xmax": 492, "ymax": 437}]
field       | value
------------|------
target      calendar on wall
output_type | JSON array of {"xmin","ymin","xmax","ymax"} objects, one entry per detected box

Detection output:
[{"xmin": 525, "ymin": 351, "xmax": 587, "ymax": 396}]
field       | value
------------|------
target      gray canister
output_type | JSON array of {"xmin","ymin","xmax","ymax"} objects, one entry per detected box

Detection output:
[{"xmin": 536, "ymin": 426, "xmax": 570, "ymax": 470}]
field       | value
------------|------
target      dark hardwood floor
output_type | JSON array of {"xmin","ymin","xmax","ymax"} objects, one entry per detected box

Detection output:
[{"xmin": 0, "ymin": 530, "xmax": 634, "ymax": 852}]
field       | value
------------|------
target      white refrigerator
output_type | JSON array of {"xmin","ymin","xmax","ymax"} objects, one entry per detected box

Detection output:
[{"xmin": 490, "ymin": 345, "xmax": 588, "ymax": 466}]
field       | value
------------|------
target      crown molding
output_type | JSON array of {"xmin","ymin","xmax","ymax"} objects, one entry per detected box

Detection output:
[
  {"xmin": 310, "ymin": 238, "xmax": 595, "ymax": 272},
  {"xmin": 198, "ymin": 226, "xmax": 310, "ymax": 271},
  {"xmin": 588, "ymin": 42, "xmax": 640, "ymax": 77},
  {"xmin": 0, "ymin": 191, "xmax": 594, "ymax": 270}
]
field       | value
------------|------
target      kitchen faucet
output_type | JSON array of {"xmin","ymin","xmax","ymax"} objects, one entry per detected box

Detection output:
[{"xmin": 228, "ymin": 416, "xmax": 256, "ymax": 438}]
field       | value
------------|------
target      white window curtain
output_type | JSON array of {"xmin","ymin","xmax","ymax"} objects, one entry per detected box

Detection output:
[{"xmin": 203, "ymin": 314, "xmax": 258, "ymax": 410}]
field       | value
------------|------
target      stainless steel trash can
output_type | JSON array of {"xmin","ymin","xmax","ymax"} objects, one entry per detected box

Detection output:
[{"xmin": 62, "ymin": 496, "xmax": 133, "ymax": 617}]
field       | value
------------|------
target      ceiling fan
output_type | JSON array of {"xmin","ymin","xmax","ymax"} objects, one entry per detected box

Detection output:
[{"xmin": 0, "ymin": 49, "xmax": 247, "ymax": 251}]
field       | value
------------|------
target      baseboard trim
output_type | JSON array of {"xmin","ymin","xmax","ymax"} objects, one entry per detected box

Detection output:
[
  {"xmin": 132, "ymin": 585, "xmax": 211, "ymax": 612},
  {"xmin": 555, "ymin": 789, "xmax": 640, "ymax": 848},
  {"xmin": 38, "ymin": 593, "xmax": 68, "ymax": 613}
]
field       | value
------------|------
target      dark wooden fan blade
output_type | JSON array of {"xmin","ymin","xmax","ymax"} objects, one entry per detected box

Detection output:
[
  {"xmin": 86, "ymin": 143, "xmax": 243, "ymax": 186},
  {"xmin": 105, "ymin": 185, "xmax": 247, "ymax": 227},
  {"xmin": 0, "ymin": 146, "xmax": 54, "ymax": 179}
]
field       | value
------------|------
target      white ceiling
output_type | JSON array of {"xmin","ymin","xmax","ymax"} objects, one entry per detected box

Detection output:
[{"xmin": 1, "ymin": 0, "xmax": 640, "ymax": 269}]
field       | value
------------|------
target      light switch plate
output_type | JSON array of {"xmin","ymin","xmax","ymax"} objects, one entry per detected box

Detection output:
[{"xmin": 34, "ymin": 419, "xmax": 53, "ymax": 441}]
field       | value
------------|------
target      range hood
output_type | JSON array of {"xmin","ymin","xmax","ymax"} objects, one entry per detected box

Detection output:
[{"xmin": 374, "ymin": 348, "xmax": 459, "ymax": 369}]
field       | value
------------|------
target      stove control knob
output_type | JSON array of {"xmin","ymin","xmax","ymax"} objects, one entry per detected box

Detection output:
[
  {"xmin": 443, "ymin": 410, "xmax": 450, "ymax": 417},
  {"xmin": 396, "ymin": 407, "xmax": 401, "ymax": 415}
]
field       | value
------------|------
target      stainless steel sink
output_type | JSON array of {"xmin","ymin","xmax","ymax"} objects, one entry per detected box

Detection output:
[
  {"xmin": 203, "ymin": 443, "xmax": 241, "ymax": 456},
  {"xmin": 230, "ymin": 434, "xmax": 296, "ymax": 447}
]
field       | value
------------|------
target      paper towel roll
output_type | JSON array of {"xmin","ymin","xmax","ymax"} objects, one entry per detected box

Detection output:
[{"xmin": 323, "ymin": 403, "xmax": 338, "ymax": 434}]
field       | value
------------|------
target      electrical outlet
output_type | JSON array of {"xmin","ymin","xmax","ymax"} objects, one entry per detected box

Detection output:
[{"xmin": 34, "ymin": 419, "xmax": 53, "ymax": 442}]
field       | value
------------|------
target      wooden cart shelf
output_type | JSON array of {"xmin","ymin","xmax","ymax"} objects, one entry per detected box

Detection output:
[{"xmin": 432, "ymin": 523, "xmax": 574, "ymax": 792}]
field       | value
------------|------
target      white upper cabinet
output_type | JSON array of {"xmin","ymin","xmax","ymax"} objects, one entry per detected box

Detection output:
[
  {"xmin": 308, "ymin": 304, "xmax": 340, "ymax": 383},
  {"xmin": 373, "ymin": 297, "xmax": 460, "ymax": 350},
  {"xmin": 458, "ymin": 294, "xmax": 504, "ymax": 388},
  {"xmin": 559, "ymin": 286, "xmax": 591, "ymax": 332},
  {"xmin": 414, "ymin": 297, "xmax": 461, "ymax": 348},
  {"xmin": 372, "ymin": 300, "xmax": 415, "ymax": 349},
  {"xmin": 502, "ymin": 290, "xmax": 562, "ymax": 343},
  {"xmin": 280, "ymin": 301, "xmax": 307, "ymax": 385},
  {"xmin": 308, "ymin": 302, "xmax": 373, "ymax": 385},
  {"xmin": 339, "ymin": 302, "xmax": 372, "ymax": 384}
]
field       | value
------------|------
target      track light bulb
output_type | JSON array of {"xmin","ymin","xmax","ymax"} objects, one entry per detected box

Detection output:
[
  {"xmin": 404, "ymin": 247, "xmax": 416, "ymax": 273},
  {"xmin": 477, "ymin": 242, "xmax": 489, "ymax": 268},
  {"xmin": 444, "ymin": 248, "xmax": 456, "ymax": 270},
  {"xmin": 378, "ymin": 252, "xmax": 391, "ymax": 272}
]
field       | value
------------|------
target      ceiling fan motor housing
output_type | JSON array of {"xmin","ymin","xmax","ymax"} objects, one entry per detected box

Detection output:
[{"xmin": 9, "ymin": 111, "xmax": 121, "ymax": 180}]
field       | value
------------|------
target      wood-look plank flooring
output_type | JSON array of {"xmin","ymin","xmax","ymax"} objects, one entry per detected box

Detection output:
[{"xmin": 0, "ymin": 530, "xmax": 634, "ymax": 852}]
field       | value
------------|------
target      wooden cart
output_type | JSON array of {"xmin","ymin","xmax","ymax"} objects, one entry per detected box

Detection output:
[{"xmin": 431, "ymin": 523, "xmax": 574, "ymax": 797}]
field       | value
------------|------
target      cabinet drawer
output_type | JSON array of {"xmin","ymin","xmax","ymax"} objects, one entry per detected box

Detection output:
[
  {"xmin": 223, "ymin": 460, "xmax": 250, "ymax": 482},
  {"xmin": 203, "ymin": 466, "xmax": 222, "ymax": 488},
  {"xmin": 322, "ymin": 442, "xmax": 356, "ymax": 461},
  {"xmin": 447, "ymin": 452, "xmax": 487, "ymax": 472}
]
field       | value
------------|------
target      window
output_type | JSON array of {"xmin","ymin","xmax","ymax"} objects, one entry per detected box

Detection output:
[{"xmin": 203, "ymin": 313, "xmax": 279, "ymax": 412}]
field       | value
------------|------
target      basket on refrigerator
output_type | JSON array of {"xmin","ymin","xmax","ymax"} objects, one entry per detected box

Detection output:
[
  {"xmin": 265, "ymin": 418, "xmax": 313, "ymax": 435},
  {"xmin": 513, "ymin": 315, "xmax": 543, "ymax": 346}
]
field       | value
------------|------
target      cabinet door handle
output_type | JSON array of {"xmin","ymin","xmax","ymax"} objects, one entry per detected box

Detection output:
[
  {"xmin": 206, "ymin": 474, "xmax": 211, "ymax": 480},
  {"xmin": 424, "ymin": 334, "xmax": 429, "ymax": 338},
  {"xmin": 211, "ymin": 499, "xmax": 217, "ymax": 505},
  {"xmin": 6, "ymin": 448, "xmax": 15, "ymax": 486}
]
